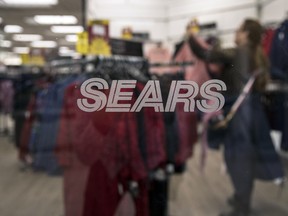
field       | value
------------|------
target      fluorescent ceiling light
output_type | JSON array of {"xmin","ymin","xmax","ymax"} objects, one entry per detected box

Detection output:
[
  {"xmin": 13, "ymin": 34, "xmax": 43, "ymax": 41},
  {"xmin": 34, "ymin": 15, "xmax": 77, "ymax": 25},
  {"xmin": 4, "ymin": 56, "xmax": 22, "ymax": 66},
  {"xmin": 13, "ymin": 47, "xmax": 30, "ymax": 54},
  {"xmin": 51, "ymin": 26, "xmax": 83, "ymax": 34},
  {"xmin": 0, "ymin": 40, "xmax": 12, "ymax": 48},
  {"xmin": 65, "ymin": 34, "xmax": 78, "ymax": 42},
  {"xmin": 4, "ymin": 25, "xmax": 23, "ymax": 33},
  {"xmin": 31, "ymin": 40, "xmax": 57, "ymax": 48},
  {"xmin": 58, "ymin": 46, "xmax": 77, "ymax": 57},
  {"xmin": 3, "ymin": 0, "xmax": 58, "ymax": 6},
  {"xmin": 59, "ymin": 46, "xmax": 69, "ymax": 50}
]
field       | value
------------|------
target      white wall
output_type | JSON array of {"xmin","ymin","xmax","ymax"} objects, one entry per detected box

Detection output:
[
  {"xmin": 87, "ymin": 0, "xmax": 288, "ymax": 47},
  {"xmin": 87, "ymin": 0, "xmax": 169, "ymax": 40},
  {"xmin": 261, "ymin": 0, "xmax": 288, "ymax": 23}
]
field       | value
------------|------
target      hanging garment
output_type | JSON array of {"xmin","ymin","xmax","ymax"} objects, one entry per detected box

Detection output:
[
  {"xmin": 31, "ymin": 76, "xmax": 78, "ymax": 175},
  {"xmin": 174, "ymin": 35, "xmax": 210, "ymax": 87},
  {"xmin": 13, "ymin": 74, "xmax": 37, "ymax": 148},
  {"xmin": 146, "ymin": 46, "xmax": 172, "ymax": 75},
  {"xmin": 19, "ymin": 96, "xmax": 36, "ymax": 162},
  {"xmin": 73, "ymin": 62, "xmax": 167, "ymax": 216},
  {"xmin": 262, "ymin": 28, "xmax": 275, "ymax": 57},
  {"xmin": 55, "ymin": 77, "xmax": 90, "ymax": 216},
  {"xmin": 270, "ymin": 20, "xmax": 288, "ymax": 80},
  {"xmin": 281, "ymin": 93, "xmax": 288, "ymax": 151},
  {"xmin": 18, "ymin": 75, "xmax": 49, "ymax": 160},
  {"xmin": 134, "ymin": 82, "xmax": 167, "ymax": 171},
  {"xmin": 83, "ymin": 161, "xmax": 149, "ymax": 216},
  {"xmin": 77, "ymin": 107, "xmax": 149, "ymax": 216},
  {"xmin": 0, "ymin": 80, "xmax": 14, "ymax": 114},
  {"xmin": 174, "ymin": 102, "xmax": 198, "ymax": 165}
]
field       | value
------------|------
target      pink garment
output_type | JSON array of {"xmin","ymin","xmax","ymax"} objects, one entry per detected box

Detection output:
[
  {"xmin": 63, "ymin": 156, "xmax": 89, "ymax": 216},
  {"xmin": 174, "ymin": 38, "xmax": 210, "ymax": 86},
  {"xmin": 146, "ymin": 46, "xmax": 172, "ymax": 75}
]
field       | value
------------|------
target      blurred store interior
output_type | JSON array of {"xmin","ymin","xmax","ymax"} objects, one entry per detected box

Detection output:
[{"xmin": 0, "ymin": 0, "xmax": 288, "ymax": 216}]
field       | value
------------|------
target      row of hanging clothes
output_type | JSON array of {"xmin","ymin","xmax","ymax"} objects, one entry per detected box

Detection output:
[
  {"xmin": 16, "ymin": 54, "xmax": 200, "ymax": 216},
  {"xmin": 0, "ymin": 72, "xmax": 14, "ymax": 136},
  {"xmin": 261, "ymin": 17, "xmax": 288, "ymax": 152}
]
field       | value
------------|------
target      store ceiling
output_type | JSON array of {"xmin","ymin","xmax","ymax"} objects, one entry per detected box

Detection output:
[{"xmin": 0, "ymin": 0, "xmax": 83, "ymax": 52}]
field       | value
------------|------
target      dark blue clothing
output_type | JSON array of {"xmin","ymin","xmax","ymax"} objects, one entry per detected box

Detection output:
[
  {"xmin": 281, "ymin": 94, "xmax": 288, "ymax": 151},
  {"xmin": 270, "ymin": 20, "xmax": 288, "ymax": 80},
  {"xmin": 30, "ymin": 76, "xmax": 79, "ymax": 175}
]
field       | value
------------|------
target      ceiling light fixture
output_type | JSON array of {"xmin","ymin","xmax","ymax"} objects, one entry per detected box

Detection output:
[
  {"xmin": 3, "ymin": 0, "xmax": 58, "ymax": 6},
  {"xmin": 4, "ymin": 25, "xmax": 23, "ymax": 33},
  {"xmin": 0, "ymin": 40, "xmax": 12, "ymax": 48},
  {"xmin": 13, "ymin": 47, "xmax": 30, "ymax": 54},
  {"xmin": 31, "ymin": 40, "xmax": 57, "ymax": 48},
  {"xmin": 65, "ymin": 34, "xmax": 78, "ymax": 42},
  {"xmin": 51, "ymin": 26, "xmax": 83, "ymax": 34},
  {"xmin": 34, "ymin": 15, "xmax": 77, "ymax": 25},
  {"xmin": 13, "ymin": 34, "xmax": 43, "ymax": 41}
]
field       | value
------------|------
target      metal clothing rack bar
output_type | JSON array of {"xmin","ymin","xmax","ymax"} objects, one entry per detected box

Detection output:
[
  {"xmin": 49, "ymin": 55, "xmax": 195, "ymax": 69},
  {"xmin": 49, "ymin": 55, "xmax": 146, "ymax": 68},
  {"xmin": 149, "ymin": 62, "xmax": 194, "ymax": 67}
]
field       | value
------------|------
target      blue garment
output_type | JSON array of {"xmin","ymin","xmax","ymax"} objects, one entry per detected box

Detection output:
[
  {"xmin": 270, "ymin": 20, "xmax": 288, "ymax": 80},
  {"xmin": 269, "ymin": 20, "xmax": 288, "ymax": 151},
  {"xmin": 281, "ymin": 94, "xmax": 288, "ymax": 151},
  {"xmin": 30, "ymin": 75, "xmax": 79, "ymax": 175}
]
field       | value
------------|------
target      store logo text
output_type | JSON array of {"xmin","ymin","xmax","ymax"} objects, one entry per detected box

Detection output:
[{"xmin": 77, "ymin": 78, "xmax": 227, "ymax": 113}]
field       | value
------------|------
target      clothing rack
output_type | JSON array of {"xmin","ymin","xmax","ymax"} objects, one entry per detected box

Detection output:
[{"xmin": 49, "ymin": 55, "xmax": 195, "ymax": 69}]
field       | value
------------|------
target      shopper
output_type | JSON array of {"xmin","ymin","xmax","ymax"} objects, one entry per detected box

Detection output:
[{"xmin": 206, "ymin": 19, "xmax": 284, "ymax": 216}]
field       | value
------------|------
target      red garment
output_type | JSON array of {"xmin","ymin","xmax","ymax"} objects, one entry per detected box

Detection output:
[
  {"xmin": 55, "ymin": 83, "xmax": 90, "ymax": 216},
  {"xmin": 78, "ymin": 110, "xmax": 149, "ymax": 216},
  {"xmin": 63, "ymin": 159, "xmax": 89, "ymax": 216},
  {"xmin": 262, "ymin": 28, "xmax": 275, "ymax": 57},
  {"xmin": 83, "ymin": 161, "xmax": 149, "ymax": 216},
  {"xmin": 175, "ymin": 103, "xmax": 198, "ymax": 165},
  {"xmin": 75, "ymin": 83, "xmax": 169, "ymax": 216},
  {"xmin": 135, "ymin": 83, "xmax": 167, "ymax": 171},
  {"xmin": 19, "ymin": 96, "xmax": 36, "ymax": 162},
  {"xmin": 83, "ymin": 162, "xmax": 120, "ymax": 216}
]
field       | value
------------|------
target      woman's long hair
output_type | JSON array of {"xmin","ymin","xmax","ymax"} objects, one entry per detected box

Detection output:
[{"xmin": 242, "ymin": 19, "xmax": 270, "ymax": 91}]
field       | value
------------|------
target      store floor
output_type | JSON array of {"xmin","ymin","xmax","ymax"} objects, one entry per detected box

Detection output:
[{"xmin": 0, "ymin": 136, "xmax": 287, "ymax": 216}]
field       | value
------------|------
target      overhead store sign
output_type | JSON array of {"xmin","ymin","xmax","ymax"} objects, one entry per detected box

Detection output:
[
  {"xmin": 76, "ymin": 31, "xmax": 89, "ymax": 54},
  {"xmin": 88, "ymin": 19, "xmax": 111, "ymax": 56},
  {"xmin": 76, "ymin": 20, "xmax": 111, "ymax": 56},
  {"xmin": 21, "ymin": 49, "xmax": 46, "ymax": 66}
]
